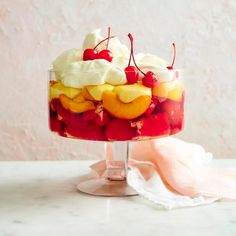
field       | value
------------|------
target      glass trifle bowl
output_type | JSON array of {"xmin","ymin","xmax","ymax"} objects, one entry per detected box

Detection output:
[{"xmin": 48, "ymin": 29, "xmax": 184, "ymax": 196}]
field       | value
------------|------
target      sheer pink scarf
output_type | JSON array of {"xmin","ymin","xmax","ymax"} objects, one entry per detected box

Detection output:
[
  {"xmin": 91, "ymin": 138, "xmax": 236, "ymax": 200},
  {"xmin": 129, "ymin": 138, "xmax": 236, "ymax": 199}
]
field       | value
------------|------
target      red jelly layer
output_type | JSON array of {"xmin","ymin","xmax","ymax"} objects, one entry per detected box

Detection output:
[{"xmin": 49, "ymin": 96, "xmax": 184, "ymax": 141}]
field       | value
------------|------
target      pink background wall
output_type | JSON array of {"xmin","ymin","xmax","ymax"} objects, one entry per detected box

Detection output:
[{"xmin": 0, "ymin": 0, "xmax": 236, "ymax": 160}]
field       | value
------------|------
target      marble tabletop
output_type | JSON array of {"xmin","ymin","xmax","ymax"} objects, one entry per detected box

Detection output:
[{"xmin": 0, "ymin": 160, "xmax": 236, "ymax": 236}]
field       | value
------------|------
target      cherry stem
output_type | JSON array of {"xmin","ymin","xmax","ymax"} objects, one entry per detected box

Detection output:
[
  {"xmin": 127, "ymin": 33, "xmax": 145, "ymax": 76},
  {"xmin": 106, "ymin": 27, "xmax": 111, "ymax": 50},
  {"xmin": 127, "ymin": 34, "xmax": 132, "ymax": 66},
  {"xmin": 93, "ymin": 35, "xmax": 115, "ymax": 50},
  {"xmin": 170, "ymin": 43, "xmax": 176, "ymax": 67}
]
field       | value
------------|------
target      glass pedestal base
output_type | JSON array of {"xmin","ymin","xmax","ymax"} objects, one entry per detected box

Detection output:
[
  {"xmin": 77, "ymin": 142, "xmax": 138, "ymax": 197},
  {"xmin": 77, "ymin": 178, "xmax": 137, "ymax": 197}
]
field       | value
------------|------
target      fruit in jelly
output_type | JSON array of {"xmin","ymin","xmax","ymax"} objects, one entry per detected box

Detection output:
[
  {"xmin": 59, "ymin": 94, "xmax": 95, "ymax": 113},
  {"xmin": 102, "ymin": 91, "xmax": 151, "ymax": 119}
]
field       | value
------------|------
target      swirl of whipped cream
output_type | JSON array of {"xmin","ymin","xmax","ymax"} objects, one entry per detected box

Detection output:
[
  {"xmin": 82, "ymin": 29, "xmax": 130, "ymax": 58},
  {"xmin": 83, "ymin": 29, "xmax": 131, "ymax": 70},
  {"xmin": 52, "ymin": 48, "xmax": 83, "ymax": 77},
  {"xmin": 61, "ymin": 59, "xmax": 127, "ymax": 88},
  {"xmin": 53, "ymin": 29, "xmax": 180, "ymax": 88},
  {"xmin": 136, "ymin": 53, "xmax": 177, "ymax": 82},
  {"xmin": 112, "ymin": 52, "xmax": 179, "ymax": 82}
]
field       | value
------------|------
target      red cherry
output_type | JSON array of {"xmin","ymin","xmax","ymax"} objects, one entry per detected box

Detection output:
[
  {"xmin": 167, "ymin": 43, "xmax": 176, "ymax": 70},
  {"xmin": 95, "ymin": 27, "xmax": 113, "ymax": 62},
  {"xmin": 97, "ymin": 49, "xmax": 113, "ymax": 62},
  {"xmin": 125, "ymin": 34, "xmax": 140, "ymax": 83},
  {"xmin": 124, "ymin": 66, "xmax": 139, "ymax": 84},
  {"xmin": 83, "ymin": 27, "xmax": 115, "ymax": 62},
  {"xmin": 142, "ymin": 71, "xmax": 158, "ymax": 88},
  {"xmin": 126, "ymin": 33, "xmax": 158, "ymax": 88},
  {"xmin": 167, "ymin": 66, "xmax": 173, "ymax": 70},
  {"xmin": 83, "ymin": 48, "xmax": 98, "ymax": 61}
]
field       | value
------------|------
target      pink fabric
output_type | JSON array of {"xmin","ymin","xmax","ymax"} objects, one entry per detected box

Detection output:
[
  {"xmin": 91, "ymin": 138, "xmax": 236, "ymax": 200},
  {"xmin": 130, "ymin": 138, "xmax": 236, "ymax": 199}
]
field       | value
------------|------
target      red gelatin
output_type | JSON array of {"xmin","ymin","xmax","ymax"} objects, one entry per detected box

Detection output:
[
  {"xmin": 159, "ymin": 97, "xmax": 184, "ymax": 134},
  {"xmin": 48, "ymin": 91, "xmax": 184, "ymax": 140},
  {"xmin": 143, "ymin": 96, "xmax": 159, "ymax": 116},
  {"xmin": 133, "ymin": 113, "xmax": 170, "ymax": 137},
  {"xmin": 83, "ymin": 110, "xmax": 97, "ymax": 121},
  {"xmin": 66, "ymin": 119, "xmax": 106, "ymax": 141},
  {"xmin": 49, "ymin": 113, "xmax": 66, "ymax": 137},
  {"xmin": 50, "ymin": 98, "xmax": 59, "ymax": 112},
  {"xmin": 56, "ymin": 99, "xmax": 84, "ymax": 126},
  {"xmin": 56, "ymin": 100, "xmax": 71, "ymax": 123},
  {"xmin": 83, "ymin": 106, "xmax": 111, "ymax": 126},
  {"xmin": 106, "ymin": 119, "xmax": 136, "ymax": 141},
  {"xmin": 95, "ymin": 110, "xmax": 111, "ymax": 126},
  {"xmin": 72, "ymin": 117, "xmax": 105, "ymax": 140},
  {"xmin": 49, "ymin": 99, "xmax": 106, "ymax": 140}
]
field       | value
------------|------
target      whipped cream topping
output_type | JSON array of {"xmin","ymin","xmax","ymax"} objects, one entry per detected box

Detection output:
[
  {"xmin": 53, "ymin": 49, "xmax": 83, "ymax": 77},
  {"xmin": 136, "ymin": 53, "xmax": 176, "ymax": 82},
  {"xmin": 53, "ymin": 29, "xmax": 180, "ymax": 88},
  {"xmin": 136, "ymin": 53, "xmax": 169, "ymax": 68},
  {"xmin": 141, "ymin": 66, "xmax": 176, "ymax": 82},
  {"xmin": 82, "ymin": 29, "xmax": 130, "ymax": 58},
  {"xmin": 61, "ymin": 59, "xmax": 126, "ymax": 88}
]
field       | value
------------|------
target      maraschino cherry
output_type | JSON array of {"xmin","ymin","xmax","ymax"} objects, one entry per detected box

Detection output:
[
  {"xmin": 124, "ymin": 34, "xmax": 139, "ymax": 84},
  {"xmin": 126, "ymin": 33, "xmax": 158, "ymax": 88},
  {"xmin": 97, "ymin": 27, "xmax": 113, "ymax": 62},
  {"xmin": 166, "ymin": 43, "xmax": 176, "ymax": 70},
  {"xmin": 83, "ymin": 27, "xmax": 114, "ymax": 62},
  {"xmin": 83, "ymin": 48, "xmax": 98, "ymax": 61},
  {"xmin": 142, "ymin": 71, "xmax": 158, "ymax": 88}
]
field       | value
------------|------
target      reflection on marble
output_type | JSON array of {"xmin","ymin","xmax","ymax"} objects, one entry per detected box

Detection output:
[{"xmin": 0, "ymin": 160, "xmax": 236, "ymax": 236}]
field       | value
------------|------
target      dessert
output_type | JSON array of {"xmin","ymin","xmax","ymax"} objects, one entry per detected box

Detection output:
[{"xmin": 49, "ymin": 28, "xmax": 184, "ymax": 141}]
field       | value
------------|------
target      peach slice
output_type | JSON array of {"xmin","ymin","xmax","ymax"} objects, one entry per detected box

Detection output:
[
  {"xmin": 82, "ymin": 87, "xmax": 96, "ymax": 101},
  {"xmin": 152, "ymin": 81, "xmax": 184, "ymax": 102},
  {"xmin": 72, "ymin": 93, "xmax": 85, "ymax": 103},
  {"xmin": 102, "ymin": 91, "xmax": 151, "ymax": 119},
  {"xmin": 86, "ymin": 84, "xmax": 114, "ymax": 101},
  {"xmin": 114, "ymin": 84, "xmax": 151, "ymax": 103},
  {"xmin": 59, "ymin": 94, "xmax": 95, "ymax": 113},
  {"xmin": 49, "ymin": 81, "xmax": 81, "ymax": 100}
]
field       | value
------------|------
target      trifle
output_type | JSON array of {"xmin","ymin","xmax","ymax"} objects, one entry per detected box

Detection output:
[{"xmin": 48, "ymin": 28, "xmax": 184, "ymax": 196}]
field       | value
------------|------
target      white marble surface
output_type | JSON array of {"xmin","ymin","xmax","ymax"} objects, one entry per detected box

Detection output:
[{"xmin": 0, "ymin": 160, "xmax": 236, "ymax": 236}]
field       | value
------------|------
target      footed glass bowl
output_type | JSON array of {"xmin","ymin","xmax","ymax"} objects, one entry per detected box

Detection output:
[{"xmin": 48, "ymin": 70, "xmax": 184, "ymax": 196}]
